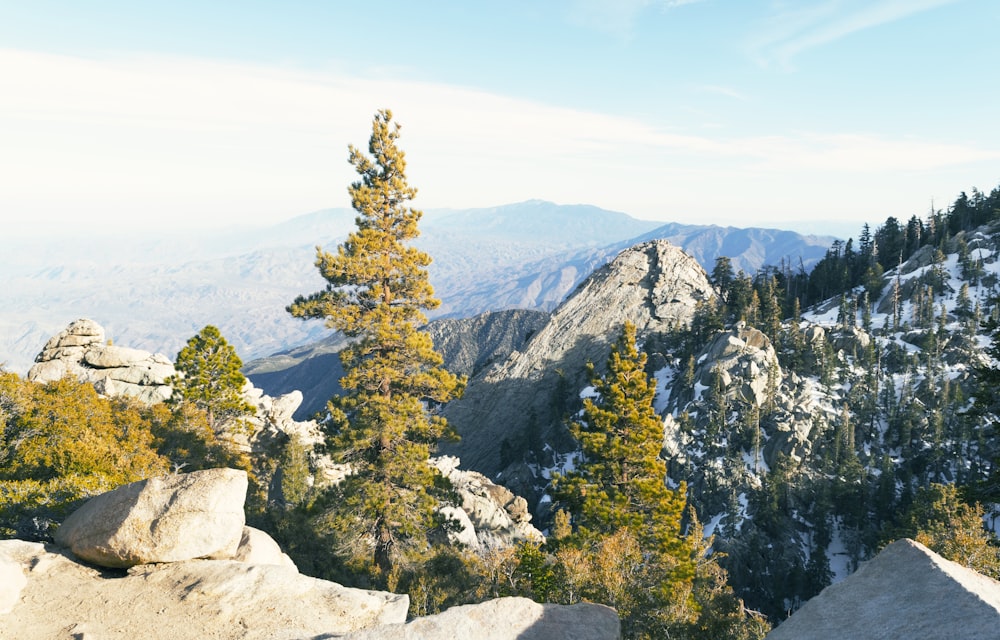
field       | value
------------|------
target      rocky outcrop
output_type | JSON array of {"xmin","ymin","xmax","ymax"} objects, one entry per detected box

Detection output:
[
  {"xmin": 55, "ymin": 468, "xmax": 248, "ymax": 568},
  {"xmin": 27, "ymin": 318, "xmax": 174, "ymax": 404},
  {"xmin": 1, "ymin": 542, "xmax": 618, "ymax": 640},
  {"xmin": 766, "ymin": 539, "xmax": 1000, "ymax": 640},
  {"xmin": 693, "ymin": 323, "xmax": 779, "ymax": 408},
  {"xmin": 431, "ymin": 457, "xmax": 543, "ymax": 551},
  {"xmin": 443, "ymin": 240, "xmax": 715, "ymax": 482},
  {"xmin": 340, "ymin": 596, "xmax": 620, "ymax": 640},
  {"xmin": 0, "ymin": 540, "xmax": 409, "ymax": 639},
  {"xmin": 426, "ymin": 309, "xmax": 551, "ymax": 378},
  {"xmin": 1, "ymin": 468, "xmax": 616, "ymax": 640},
  {"xmin": 24, "ymin": 320, "xmax": 542, "ymax": 557}
]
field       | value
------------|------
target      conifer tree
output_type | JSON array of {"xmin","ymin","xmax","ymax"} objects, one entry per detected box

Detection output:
[
  {"xmin": 287, "ymin": 109, "xmax": 464, "ymax": 581},
  {"xmin": 167, "ymin": 325, "xmax": 254, "ymax": 430},
  {"xmin": 555, "ymin": 322, "xmax": 697, "ymax": 636}
]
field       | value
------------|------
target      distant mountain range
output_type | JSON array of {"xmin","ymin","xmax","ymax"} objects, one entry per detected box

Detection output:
[{"xmin": 0, "ymin": 201, "xmax": 834, "ymax": 374}]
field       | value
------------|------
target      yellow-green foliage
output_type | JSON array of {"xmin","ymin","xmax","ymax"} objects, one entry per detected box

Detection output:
[
  {"xmin": 0, "ymin": 369, "xmax": 250, "ymax": 540},
  {"xmin": 0, "ymin": 372, "xmax": 169, "ymax": 538},
  {"xmin": 893, "ymin": 482, "xmax": 1000, "ymax": 579},
  {"xmin": 167, "ymin": 325, "xmax": 255, "ymax": 431}
]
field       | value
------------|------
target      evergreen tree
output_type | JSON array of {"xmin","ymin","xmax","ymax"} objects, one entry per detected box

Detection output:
[
  {"xmin": 711, "ymin": 256, "xmax": 735, "ymax": 303},
  {"xmin": 890, "ymin": 483, "xmax": 1000, "ymax": 579},
  {"xmin": 287, "ymin": 109, "xmax": 464, "ymax": 581},
  {"xmin": 554, "ymin": 322, "xmax": 698, "ymax": 636},
  {"xmin": 167, "ymin": 325, "xmax": 254, "ymax": 431}
]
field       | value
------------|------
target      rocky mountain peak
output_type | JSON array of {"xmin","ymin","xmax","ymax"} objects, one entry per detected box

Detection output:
[
  {"xmin": 489, "ymin": 239, "xmax": 713, "ymax": 383},
  {"xmin": 444, "ymin": 239, "xmax": 715, "ymax": 483}
]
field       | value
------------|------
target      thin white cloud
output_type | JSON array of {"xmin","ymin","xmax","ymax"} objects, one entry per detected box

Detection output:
[
  {"xmin": 750, "ymin": 0, "xmax": 962, "ymax": 68},
  {"xmin": 0, "ymin": 48, "xmax": 996, "ymax": 236},
  {"xmin": 567, "ymin": 0, "xmax": 706, "ymax": 36},
  {"xmin": 735, "ymin": 132, "xmax": 1000, "ymax": 172}
]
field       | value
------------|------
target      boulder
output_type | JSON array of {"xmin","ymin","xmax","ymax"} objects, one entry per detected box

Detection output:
[
  {"xmin": 232, "ymin": 526, "xmax": 296, "ymax": 568},
  {"xmin": 340, "ymin": 596, "xmax": 620, "ymax": 640},
  {"xmin": 0, "ymin": 540, "xmax": 40, "ymax": 615},
  {"xmin": 55, "ymin": 468, "xmax": 248, "ymax": 568},
  {"xmin": 767, "ymin": 538, "xmax": 1000, "ymax": 640},
  {"xmin": 28, "ymin": 319, "xmax": 175, "ymax": 404},
  {"xmin": 0, "ymin": 542, "xmax": 408, "ymax": 639},
  {"xmin": 430, "ymin": 456, "xmax": 544, "ymax": 550}
]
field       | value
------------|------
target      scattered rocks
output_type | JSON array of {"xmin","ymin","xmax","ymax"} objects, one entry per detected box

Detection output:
[{"xmin": 55, "ymin": 468, "xmax": 248, "ymax": 568}]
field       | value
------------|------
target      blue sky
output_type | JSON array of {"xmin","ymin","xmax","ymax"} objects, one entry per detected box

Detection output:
[{"xmin": 2, "ymin": 0, "xmax": 998, "ymax": 239}]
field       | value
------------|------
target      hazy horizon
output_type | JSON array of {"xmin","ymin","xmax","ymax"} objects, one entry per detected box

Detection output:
[{"xmin": 2, "ymin": 1, "xmax": 998, "ymax": 240}]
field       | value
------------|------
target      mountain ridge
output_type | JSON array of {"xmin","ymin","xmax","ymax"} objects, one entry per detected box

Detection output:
[{"xmin": 0, "ymin": 201, "xmax": 833, "ymax": 375}]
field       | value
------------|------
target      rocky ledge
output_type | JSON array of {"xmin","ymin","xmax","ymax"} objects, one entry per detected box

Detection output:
[{"xmin": 0, "ymin": 468, "xmax": 619, "ymax": 640}]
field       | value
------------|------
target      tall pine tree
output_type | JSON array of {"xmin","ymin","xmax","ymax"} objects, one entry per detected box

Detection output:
[
  {"xmin": 288, "ymin": 109, "xmax": 464, "ymax": 581},
  {"xmin": 555, "ymin": 322, "xmax": 697, "ymax": 636}
]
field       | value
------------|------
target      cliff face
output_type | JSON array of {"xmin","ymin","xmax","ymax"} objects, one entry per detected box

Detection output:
[
  {"xmin": 442, "ymin": 240, "xmax": 714, "ymax": 491},
  {"xmin": 246, "ymin": 309, "xmax": 550, "ymax": 421}
]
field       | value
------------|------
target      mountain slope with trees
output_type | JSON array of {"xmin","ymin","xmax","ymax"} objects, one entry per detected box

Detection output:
[{"xmin": 430, "ymin": 179, "xmax": 1000, "ymax": 627}]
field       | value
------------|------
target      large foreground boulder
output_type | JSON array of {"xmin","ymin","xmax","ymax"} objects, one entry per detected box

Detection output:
[
  {"xmin": 55, "ymin": 468, "xmax": 248, "ymax": 568},
  {"xmin": 0, "ymin": 540, "xmax": 408, "ymax": 639},
  {"xmin": 767, "ymin": 538, "xmax": 1000, "ymax": 639},
  {"xmin": 340, "ymin": 596, "xmax": 620, "ymax": 640}
]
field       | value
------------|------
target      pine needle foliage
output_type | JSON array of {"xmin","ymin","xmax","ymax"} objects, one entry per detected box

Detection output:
[
  {"xmin": 560, "ymin": 322, "xmax": 691, "ymax": 558},
  {"xmin": 553, "ymin": 322, "xmax": 699, "ymax": 638},
  {"xmin": 166, "ymin": 325, "xmax": 254, "ymax": 431},
  {"xmin": 287, "ymin": 109, "xmax": 464, "ymax": 581}
]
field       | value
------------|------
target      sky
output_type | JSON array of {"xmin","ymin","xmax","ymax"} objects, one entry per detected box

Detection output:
[{"xmin": 1, "ymin": 0, "xmax": 998, "ymax": 239}]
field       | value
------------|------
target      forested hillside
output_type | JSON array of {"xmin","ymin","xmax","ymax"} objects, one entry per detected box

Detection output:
[
  {"xmin": 433, "ymin": 180, "xmax": 1000, "ymax": 626},
  {"xmin": 640, "ymin": 182, "xmax": 1000, "ymax": 620}
]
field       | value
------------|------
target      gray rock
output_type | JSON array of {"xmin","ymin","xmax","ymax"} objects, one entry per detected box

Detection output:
[
  {"xmin": 1, "ymin": 542, "xmax": 408, "ymax": 639},
  {"xmin": 339, "ymin": 596, "xmax": 620, "ymax": 640},
  {"xmin": 28, "ymin": 319, "xmax": 175, "ymax": 404},
  {"xmin": 232, "ymin": 526, "xmax": 296, "ymax": 568},
  {"xmin": 767, "ymin": 539, "xmax": 1000, "ymax": 640},
  {"xmin": 55, "ymin": 469, "xmax": 248, "ymax": 568},
  {"xmin": 692, "ymin": 324, "xmax": 780, "ymax": 409},
  {"xmin": 444, "ymin": 240, "xmax": 714, "ymax": 479},
  {"xmin": 83, "ymin": 344, "xmax": 151, "ymax": 368},
  {"xmin": 0, "ymin": 540, "xmax": 41, "ymax": 615},
  {"xmin": 430, "ymin": 456, "xmax": 544, "ymax": 551}
]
